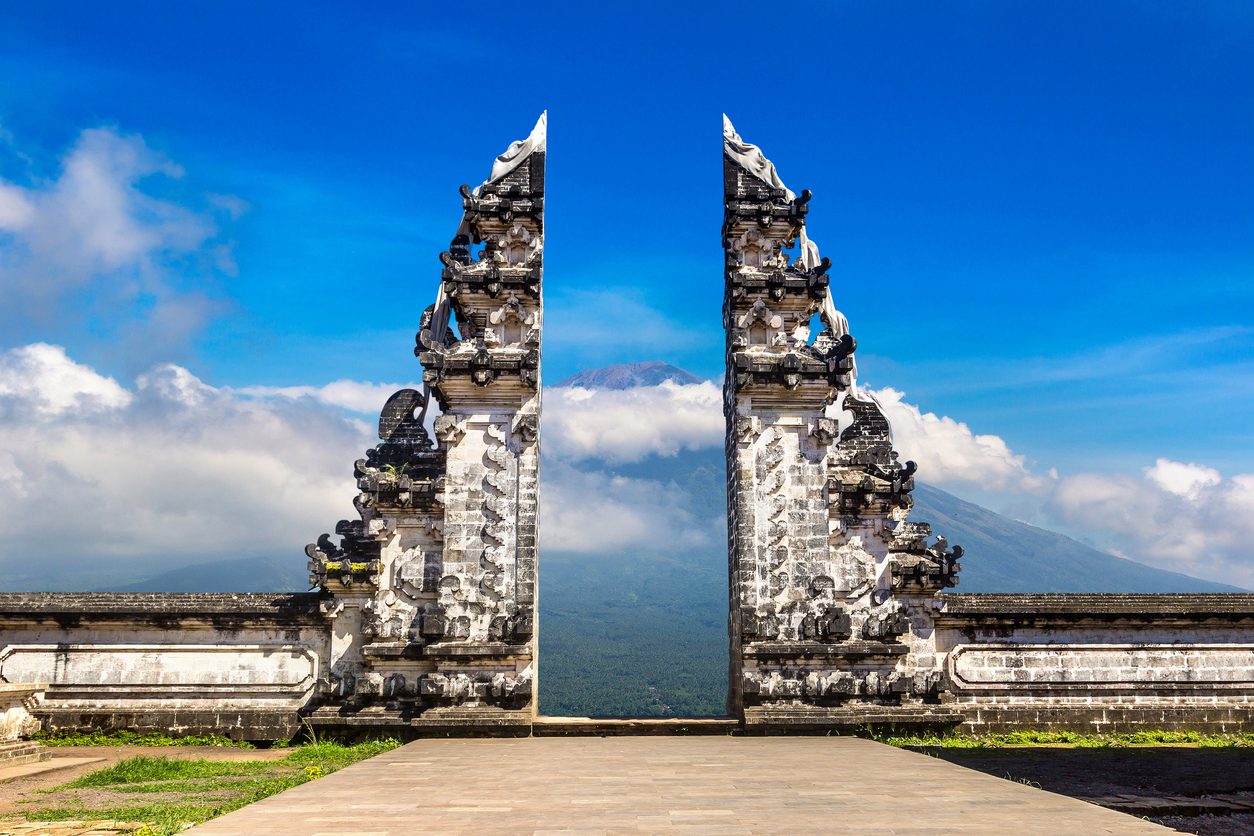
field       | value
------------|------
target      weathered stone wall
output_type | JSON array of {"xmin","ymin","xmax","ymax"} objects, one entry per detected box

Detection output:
[
  {"xmin": 0, "ymin": 593, "xmax": 329, "ymax": 740},
  {"xmin": 937, "ymin": 594, "xmax": 1254, "ymax": 732}
]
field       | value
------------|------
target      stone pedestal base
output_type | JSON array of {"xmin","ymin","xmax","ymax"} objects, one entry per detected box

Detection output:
[
  {"xmin": 304, "ymin": 704, "xmax": 532, "ymax": 738},
  {"xmin": 744, "ymin": 703, "xmax": 963, "ymax": 734},
  {"xmin": 0, "ymin": 740, "xmax": 49, "ymax": 767}
]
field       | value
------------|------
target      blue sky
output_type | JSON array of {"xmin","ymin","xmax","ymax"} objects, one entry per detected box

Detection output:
[
  {"xmin": 1, "ymin": 2, "xmax": 1253, "ymax": 586},
  {"xmin": 4, "ymin": 1, "xmax": 1251, "ymax": 476}
]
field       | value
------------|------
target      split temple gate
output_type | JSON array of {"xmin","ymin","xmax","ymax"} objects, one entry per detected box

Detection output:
[{"xmin": 0, "ymin": 116, "xmax": 1251, "ymax": 739}]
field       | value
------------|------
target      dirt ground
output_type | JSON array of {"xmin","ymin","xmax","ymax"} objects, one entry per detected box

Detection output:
[
  {"xmin": 922, "ymin": 746, "xmax": 1254, "ymax": 836},
  {"xmin": 0, "ymin": 746, "xmax": 291, "ymax": 817}
]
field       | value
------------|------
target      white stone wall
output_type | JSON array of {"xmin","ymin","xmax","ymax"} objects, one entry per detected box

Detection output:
[
  {"xmin": 0, "ymin": 598, "xmax": 330, "ymax": 739},
  {"xmin": 439, "ymin": 414, "xmax": 523, "ymax": 642},
  {"xmin": 935, "ymin": 606, "xmax": 1254, "ymax": 731},
  {"xmin": 0, "ymin": 624, "xmax": 326, "ymax": 712}
]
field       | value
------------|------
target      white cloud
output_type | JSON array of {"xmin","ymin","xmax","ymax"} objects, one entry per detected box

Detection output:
[
  {"xmin": 1048, "ymin": 460, "xmax": 1254, "ymax": 589},
  {"xmin": 0, "ymin": 344, "xmax": 729, "ymax": 573},
  {"xmin": 538, "ymin": 378, "xmax": 727, "ymax": 555},
  {"xmin": 853, "ymin": 387, "xmax": 1051, "ymax": 494},
  {"xmin": 239, "ymin": 380, "xmax": 420, "ymax": 414},
  {"xmin": 0, "ymin": 127, "xmax": 238, "ymax": 360},
  {"xmin": 0, "ymin": 182, "xmax": 34, "ymax": 228},
  {"xmin": 0, "ymin": 344, "xmax": 365, "ymax": 573},
  {"xmin": 538, "ymin": 377, "xmax": 1059, "ymax": 555},
  {"xmin": 543, "ymin": 372, "xmax": 1051, "ymax": 487},
  {"xmin": 0, "ymin": 343, "xmax": 132, "ymax": 416},
  {"xmin": 545, "ymin": 380, "xmax": 724, "ymax": 464},
  {"xmin": 2, "ymin": 345, "xmax": 1245, "ymax": 588},
  {"xmin": 540, "ymin": 461, "xmax": 720, "ymax": 555},
  {"xmin": 542, "ymin": 376, "xmax": 1051, "ymax": 492},
  {"xmin": 1144, "ymin": 458, "xmax": 1222, "ymax": 499}
]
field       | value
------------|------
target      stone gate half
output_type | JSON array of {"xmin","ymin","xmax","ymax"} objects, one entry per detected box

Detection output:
[
  {"xmin": 303, "ymin": 114, "xmax": 546, "ymax": 733},
  {"xmin": 722, "ymin": 117, "xmax": 963, "ymax": 730}
]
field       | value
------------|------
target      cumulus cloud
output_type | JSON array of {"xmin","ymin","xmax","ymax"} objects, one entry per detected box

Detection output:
[
  {"xmin": 0, "ymin": 343, "xmax": 132, "ymax": 416},
  {"xmin": 239, "ymin": 380, "xmax": 421, "ymax": 414},
  {"xmin": 535, "ymin": 376, "xmax": 1057, "ymax": 556},
  {"xmin": 538, "ymin": 379, "xmax": 726, "ymax": 555},
  {"xmin": 867, "ymin": 388, "xmax": 1051, "ymax": 493},
  {"xmin": 3, "ymin": 345, "xmax": 1245, "ymax": 587},
  {"xmin": 1048, "ymin": 459, "xmax": 1254, "ymax": 589},
  {"xmin": 540, "ymin": 461, "xmax": 721, "ymax": 555},
  {"xmin": 544, "ymin": 379, "xmax": 1036, "ymax": 480},
  {"xmin": 0, "ymin": 127, "xmax": 238, "ymax": 361},
  {"xmin": 0, "ymin": 344, "xmax": 365, "ymax": 579},
  {"xmin": 0, "ymin": 344, "xmax": 729, "ymax": 573},
  {"xmin": 543, "ymin": 376, "xmax": 1050, "ymax": 493},
  {"xmin": 545, "ymin": 380, "xmax": 724, "ymax": 464},
  {"xmin": 1143, "ymin": 458, "xmax": 1222, "ymax": 499},
  {"xmin": 538, "ymin": 376, "xmax": 1059, "ymax": 557}
]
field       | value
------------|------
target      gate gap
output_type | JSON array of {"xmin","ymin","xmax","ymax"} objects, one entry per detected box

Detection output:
[{"xmin": 535, "ymin": 377, "xmax": 731, "ymax": 719}]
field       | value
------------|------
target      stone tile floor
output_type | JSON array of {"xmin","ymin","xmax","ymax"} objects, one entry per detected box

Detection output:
[{"xmin": 188, "ymin": 737, "xmax": 1169, "ymax": 834}]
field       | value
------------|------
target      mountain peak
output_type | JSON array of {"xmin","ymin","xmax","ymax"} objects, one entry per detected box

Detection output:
[{"xmin": 556, "ymin": 362, "xmax": 704, "ymax": 390}]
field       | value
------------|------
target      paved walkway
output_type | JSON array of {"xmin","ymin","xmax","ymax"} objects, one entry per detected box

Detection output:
[{"xmin": 189, "ymin": 737, "xmax": 1168, "ymax": 835}]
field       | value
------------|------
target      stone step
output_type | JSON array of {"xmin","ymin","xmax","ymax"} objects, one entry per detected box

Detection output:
[
  {"xmin": 1082, "ymin": 793, "xmax": 1254, "ymax": 817},
  {"xmin": 0, "ymin": 741, "xmax": 50, "ymax": 767},
  {"xmin": 534, "ymin": 717, "xmax": 740, "ymax": 736},
  {"xmin": 0, "ymin": 755, "xmax": 107, "ymax": 783}
]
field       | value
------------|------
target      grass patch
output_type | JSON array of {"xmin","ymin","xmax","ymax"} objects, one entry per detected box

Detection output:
[
  {"xmin": 21, "ymin": 738, "xmax": 400, "ymax": 836},
  {"xmin": 278, "ymin": 738, "xmax": 400, "ymax": 770},
  {"xmin": 66, "ymin": 756, "xmax": 274, "ymax": 788},
  {"xmin": 109, "ymin": 779, "xmax": 249, "ymax": 795},
  {"xmin": 21, "ymin": 801, "xmax": 235, "ymax": 830},
  {"xmin": 873, "ymin": 729, "xmax": 1254, "ymax": 748},
  {"xmin": 35, "ymin": 729, "xmax": 254, "ymax": 748}
]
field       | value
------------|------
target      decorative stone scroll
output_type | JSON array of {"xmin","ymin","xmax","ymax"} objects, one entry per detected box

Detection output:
[
  {"xmin": 949, "ymin": 644, "xmax": 1254, "ymax": 690},
  {"xmin": 304, "ymin": 113, "xmax": 545, "ymax": 733},
  {"xmin": 722, "ymin": 116, "xmax": 961, "ymax": 729}
]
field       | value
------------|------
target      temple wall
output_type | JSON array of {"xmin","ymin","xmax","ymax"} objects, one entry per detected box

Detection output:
[
  {"xmin": 0, "ymin": 593, "xmax": 329, "ymax": 741},
  {"xmin": 936, "ymin": 594, "xmax": 1254, "ymax": 733},
  {"xmin": 2, "ymin": 591, "xmax": 1252, "ymax": 738}
]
